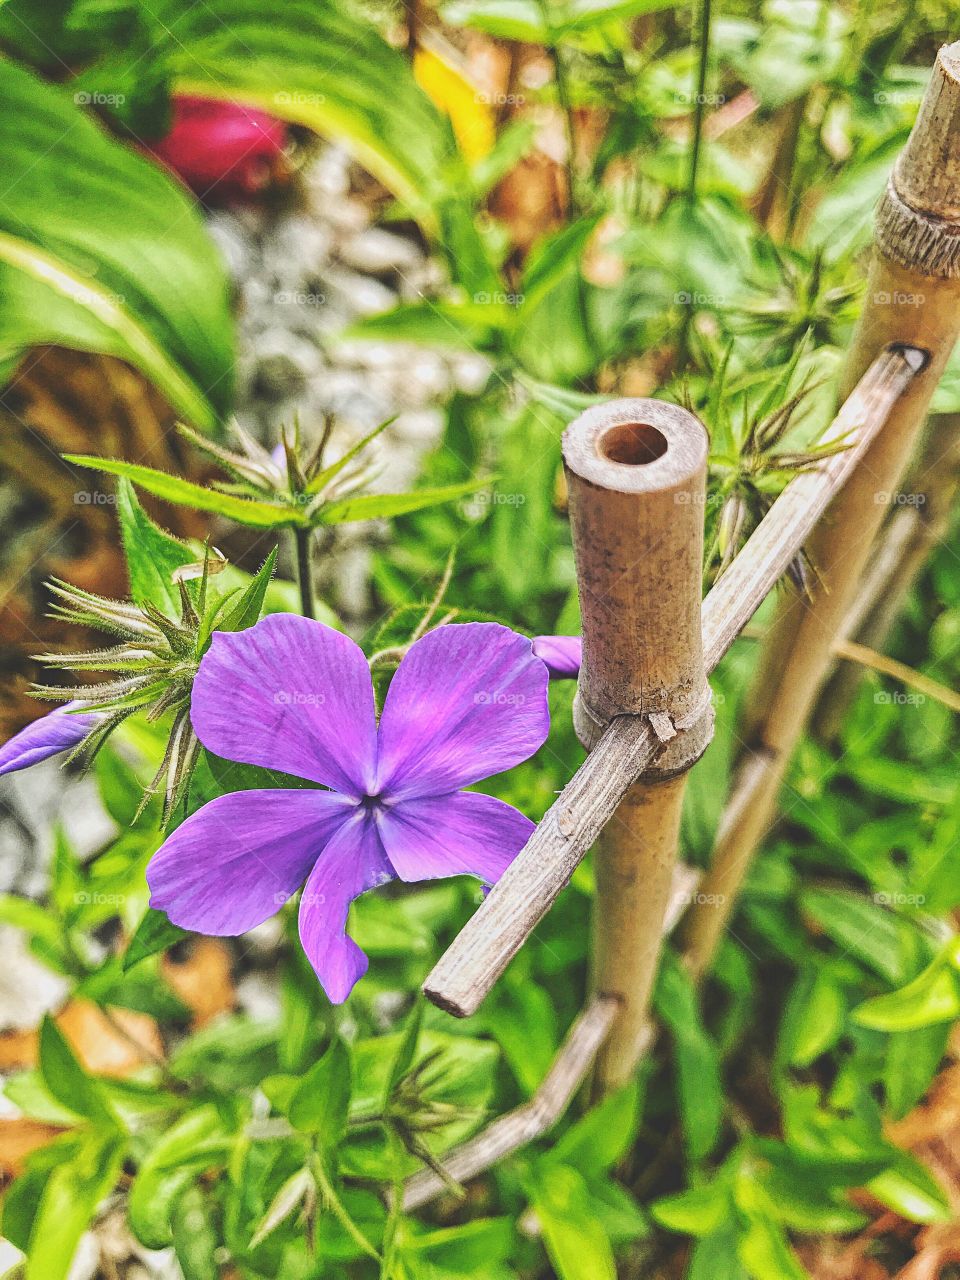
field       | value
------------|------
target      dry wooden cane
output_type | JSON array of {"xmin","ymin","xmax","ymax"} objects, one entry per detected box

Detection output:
[
  {"xmin": 680, "ymin": 40, "xmax": 960, "ymax": 979},
  {"xmin": 561, "ymin": 401, "xmax": 713, "ymax": 1091}
]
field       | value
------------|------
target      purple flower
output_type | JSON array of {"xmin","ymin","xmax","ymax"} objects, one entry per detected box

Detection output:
[
  {"xmin": 0, "ymin": 703, "xmax": 99, "ymax": 777},
  {"xmin": 147, "ymin": 616, "xmax": 549, "ymax": 1003},
  {"xmin": 532, "ymin": 635, "xmax": 582, "ymax": 680}
]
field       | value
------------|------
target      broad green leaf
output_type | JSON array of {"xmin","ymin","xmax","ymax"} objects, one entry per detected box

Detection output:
[
  {"xmin": 115, "ymin": 479, "xmax": 195, "ymax": 614},
  {"xmin": 317, "ymin": 479, "xmax": 487, "ymax": 525},
  {"xmin": 651, "ymin": 1181, "xmax": 730, "ymax": 1238},
  {"xmin": 0, "ymin": 895, "xmax": 63, "ymax": 950},
  {"xmin": 800, "ymin": 888, "xmax": 918, "ymax": 985},
  {"xmin": 884, "ymin": 1023, "xmax": 950, "ymax": 1119},
  {"xmin": 123, "ymin": 907, "xmax": 188, "ymax": 972},
  {"xmin": 867, "ymin": 1153, "xmax": 951, "ymax": 1225},
  {"xmin": 0, "ymin": 63, "xmax": 232, "ymax": 430},
  {"xmin": 549, "ymin": 1080, "xmax": 642, "ymax": 1179},
  {"xmin": 528, "ymin": 1164, "xmax": 617, "ymax": 1280},
  {"xmin": 64, "ymin": 456, "xmax": 303, "ymax": 528},
  {"xmin": 853, "ymin": 958, "xmax": 960, "ymax": 1031},
  {"xmin": 26, "ymin": 1132, "xmax": 125, "ymax": 1280},
  {"xmin": 737, "ymin": 1215, "xmax": 810, "ymax": 1280},
  {"xmin": 689, "ymin": 1224, "xmax": 749, "ymax": 1280},
  {"xmin": 38, "ymin": 1016, "xmax": 117, "ymax": 1128},
  {"xmin": 289, "ymin": 1037, "xmax": 352, "ymax": 1148},
  {"xmin": 781, "ymin": 970, "xmax": 846, "ymax": 1068},
  {"xmin": 399, "ymin": 1217, "xmax": 514, "ymax": 1272}
]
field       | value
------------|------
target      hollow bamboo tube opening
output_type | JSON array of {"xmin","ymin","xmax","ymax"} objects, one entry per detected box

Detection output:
[
  {"xmin": 563, "ymin": 398, "xmax": 712, "ymax": 1091},
  {"xmin": 680, "ymin": 40, "xmax": 960, "ymax": 980}
]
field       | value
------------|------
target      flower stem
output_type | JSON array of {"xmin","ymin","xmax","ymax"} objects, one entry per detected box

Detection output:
[
  {"xmin": 687, "ymin": 0, "xmax": 713, "ymax": 204},
  {"xmin": 293, "ymin": 526, "xmax": 316, "ymax": 620}
]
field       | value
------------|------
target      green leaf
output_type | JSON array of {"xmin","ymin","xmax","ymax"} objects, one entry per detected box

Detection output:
[
  {"xmin": 0, "ymin": 63, "xmax": 232, "ymax": 430},
  {"xmin": 867, "ymin": 1153, "xmax": 951, "ymax": 1225},
  {"xmin": 689, "ymin": 1224, "xmax": 749, "ymax": 1280},
  {"xmin": 853, "ymin": 958, "xmax": 960, "ymax": 1031},
  {"xmin": 442, "ymin": 0, "xmax": 672, "ymax": 43},
  {"xmin": 217, "ymin": 546, "xmax": 279, "ymax": 632},
  {"xmin": 115, "ymin": 478, "xmax": 195, "ymax": 614},
  {"xmin": 737, "ymin": 1215, "xmax": 809, "ymax": 1280},
  {"xmin": 781, "ymin": 969, "xmax": 846, "ymax": 1068},
  {"xmin": 345, "ymin": 301, "xmax": 505, "ymax": 350},
  {"xmin": 123, "ymin": 907, "xmax": 188, "ymax": 972},
  {"xmin": 26, "ymin": 1132, "xmax": 125, "ymax": 1280},
  {"xmin": 800, "ymin": 888, "xmax": 918, "ymax": 985},
  {"xmin": 549, "ymin": 1081, "xmax": 642, "ymax": 1180},
  {"xmin": 654, "ymin": 952, "xmax": 723, "ymax": 1162},
  {"xmin": 528, "ymin": 1164, "xmax": 616, "ymax": 1280},
  {"xmin": 387, "ymin": 1002, "xmax": 424, "ymax": 1097},
  {"xmin": 128, "ymin": 1105, "xmax": 235, "ymax": 1249},
  {"xmin": 651, "ymin": 1181, "xmax": 730, "ymax": 1238},
  {"xmin": 63, "ymin": 456, "xmax": 303, "ymax": 528},
  {"xmin": 317, "ymin": 479, "xmax": 487, "ymax": 525},
  {"xmin": 38, "ymin": 1016, "xmax": 117, "ymax": 1128},
  {"xmin": 288, "ymin": 1036, "xmax": 352, "ymax": 1148},
  {"xmin": 249, "ymin": 1167, "xmax": 313, "ymax": 1250}
]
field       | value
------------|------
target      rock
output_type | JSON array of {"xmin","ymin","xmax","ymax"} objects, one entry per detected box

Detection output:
[
  {"xmin": 253, "ymin": 330, "xmax": 321, "ymax": 399},
  {"xmin": 338, "ymin": 228, "xmax": 422, "ymax": 277},
  {"xmin": 324, "ymin": 267, "xmax": 397, "ymax": 317}
]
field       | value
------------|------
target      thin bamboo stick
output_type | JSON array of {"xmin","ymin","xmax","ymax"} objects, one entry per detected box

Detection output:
[
  {"xmin": 424, "ymin": 345, "xmax": 922, "ymax": 1018},
  {"xmin": 680, "ymin": 41, "xmax": 960, "ymax": 978}
]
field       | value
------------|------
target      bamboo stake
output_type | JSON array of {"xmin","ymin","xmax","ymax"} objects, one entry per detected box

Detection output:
[
  {"xmin": 560, "ymin": 400, "xmax": 712, "ymax": 1092},
  {"xmin": 680, "ymin": 41, "xmax": 960, "ymax": 978},
  {"xmin": 812, "ymin": 410, "xmax": 960, "ymax": 740},
  {"xmin": 424, "ymin": 345, "xmax": 921, "ymax": 1018}
]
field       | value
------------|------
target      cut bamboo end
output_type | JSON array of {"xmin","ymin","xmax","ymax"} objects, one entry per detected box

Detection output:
[
  {"xmin": 891, "ymin": 41, "xmax": 960, "ymax": 222},
  {"xmin": 562, "ymin": 398, "xmax": 711, "ymax": 754}
]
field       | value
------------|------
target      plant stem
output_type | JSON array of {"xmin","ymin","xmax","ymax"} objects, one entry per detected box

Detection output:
[
  {"xmin": 687, "ymin": 0, "xmax": 712, "ymax": 203},
  {"xmin": 293, "ymin": 527, "xmax": 315, "ymax": 620},
  {"xmin": 309, "ymin": 1153, "xmax": 381, "ymax": 1263}
]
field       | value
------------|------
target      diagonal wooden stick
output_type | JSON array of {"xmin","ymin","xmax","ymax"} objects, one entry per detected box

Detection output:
[{"xmin": 424, "ymin": 344, "xmax": 924, "ymax": 1019}]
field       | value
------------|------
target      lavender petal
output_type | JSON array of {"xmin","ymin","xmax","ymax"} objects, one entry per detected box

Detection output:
[
  {"xmin": 376, "ymin": 623, "xmax": 550, "ymax": 799},
  {"xmin": 378, "ymin": 789, "xmax": 534, "ymax": 885},
  {"xmin": 532, "ymin": 635, "xmax": 582, "ymax": 680},
  {"xmin": 147, "ymin": 787, "xmax": 354, "ymax": 935},
  {"xmin": 0, "ymin": 703, "xmax": 99, "ymax": 777},
  {"xmin": 191, "ymin": 614, "xmax": 377, "ymax": 798}
]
